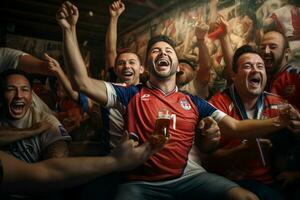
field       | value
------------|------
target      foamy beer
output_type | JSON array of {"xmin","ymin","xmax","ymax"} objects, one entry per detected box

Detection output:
[{"xmin": 149, "ymin": 109, "xmax": 171, "ymax": 148}]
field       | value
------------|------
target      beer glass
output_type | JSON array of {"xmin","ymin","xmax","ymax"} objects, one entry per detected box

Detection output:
[{"xmin": 149, "ymin": 109, "xmax": 171, "ymax": 148}]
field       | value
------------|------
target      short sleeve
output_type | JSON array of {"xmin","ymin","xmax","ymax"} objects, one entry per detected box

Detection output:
[
  {"xmin": 0, "ymin": 48, "xmax": 28, "ymax": 72},
  {"xmin": 104, "ymin": 82, "xmax": 140, "ymax": 114},
  {"xmin": 39, "ymin": 112, "xmax": 72, "ymax": 150},
  {"xmin": 78, "ymin": 92, "xmax": 89, "ymax": 113},
  {"xmin": 189, "ymin": 94, "xmax": 227, "ymax": 123}
]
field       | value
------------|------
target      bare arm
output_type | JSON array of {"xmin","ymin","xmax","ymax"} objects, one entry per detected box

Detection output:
[
  {"xmin": 217, "ymin": 16, "xmax": 234, "ymax": 83},
  {"xmin": 105, "ymin": 0, "xmax": 125, "ymax": 70},
  {"xmin": 195, "ymin": 22, "xmax": 211, "ymax": 86},
  {"xmin": 0, "ymin": 137, "xmax": 153, "ymax": 194},
  {"xmin": 0, "ymin": 122, "xmax": 51, "ymax": 146},
  {"xmin": 43, "ymin": 140, "xmax": 69, "ymax": 159},
  {"xmin": 43, "ymin": 53, "xmax": 79, "ymax": 102},
  {"xmin": 18, "ymin": 54, "xmax": 53, "ymax": 76},
  {"xmin": 208, "ymin": 0, "xmax": 219, "ymax": 29},
  {"xmin": 57, "ymin": 2, "xmax": 108, "ymax": 105},
  {"xmin": 218, "ymin": 115, "xmax": 288, "ymax": 139}
]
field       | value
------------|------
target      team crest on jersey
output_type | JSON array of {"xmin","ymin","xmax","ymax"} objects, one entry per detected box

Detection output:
[{"xmin": 179, "ymin": 99, "xmax": 191, "ymax": 110}]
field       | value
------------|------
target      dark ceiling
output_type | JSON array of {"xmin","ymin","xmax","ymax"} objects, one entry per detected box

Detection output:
[{"xmin": 1, "ymin": 0, "xmax": 178, "ymax": 47}]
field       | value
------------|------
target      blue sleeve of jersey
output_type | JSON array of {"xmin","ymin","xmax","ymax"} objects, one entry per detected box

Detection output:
[
  {"xmin": 111, "ymin": 84, "xmax": 141, "ymax": 107},
  {"xmin": 77, "ymin": 92, "xmax": 89, "ymax": 113},
  {"xmin": 189, "ymin": 95, "xmax": 217, "ymax": 119}
]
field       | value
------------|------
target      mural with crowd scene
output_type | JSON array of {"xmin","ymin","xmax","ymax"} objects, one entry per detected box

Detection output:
[{"xmin": 119, "ymin": 0, "xmax": 300, "ymax": 94}]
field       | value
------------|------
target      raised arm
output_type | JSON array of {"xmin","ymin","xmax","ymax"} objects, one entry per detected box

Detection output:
[
  {"xmin": 0, "ymin": 136, "xmax": 152, "ymax": 194},
  {"xmin": 43, "ymin": 53, "xmax": 78, "ymax": 101},
  {"xmin": 18, "ymin": 54, "xmax": 54, "ymax": 76},
  {"xmin": 0, "ymin": 122, "xmax": 51, "ymax": 147},
  {"xmin": 195, "ymin": 21, "xmax": 211, "ymax": 99},
  {"xmin": 56, "ymin": 1, "xmax": 108, "ymax": 105},
  {"xmin": 216, "ymin": 16, "xmax": 234, "ymax": 83},
  {"xmin": 105, "ymin": 0, "xmax": 125, "ymax": 70},
  {"xmin": 0, "ymin": 47, "xmax": 53, "ymax": 76}
]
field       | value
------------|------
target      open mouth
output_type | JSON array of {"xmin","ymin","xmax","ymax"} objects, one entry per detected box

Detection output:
[
  {"xmin": 176, "ymin": 71, "xmax": 184, "ymax": 76},
  {"xmin": 248, "ymin": 75, "xmax": 261, "ymax": 87},
  {"xmin": 122, "ymin": 70, "xmax": 134, "ymax": 80},
  {"xmin": 157, "ymin": 59, "xmax": 169, "ymax": 66},
  {"xmin": 263, "ymin": 54, "xmax": 273, "ymax": 66},
  {"xmin": 10, "ymin": 101, "xmax": 25, "ymax": 115},
  {"xmin": 123, "ymin": 71, "xmax": 133, "ymax": 77},
  {"xmin": 155, "ymin": 57, "xmax": 170, "ymax": 68}
]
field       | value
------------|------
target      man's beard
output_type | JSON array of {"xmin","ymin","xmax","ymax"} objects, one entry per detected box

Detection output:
[
  {"xmin": 149, "ymin": 62, "xmax": 177, "ymax": 79},
  {"xmin": 265, "ymin": 53, "xmax": 284, "ymax": 75}
]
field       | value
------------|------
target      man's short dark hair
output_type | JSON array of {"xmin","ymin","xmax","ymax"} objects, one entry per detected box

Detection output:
[
  {"xmin": 146, "ymin": 35, "xmax": 176, "ymax": 56},
  {"xmin": 232, "ymin": 45, "xmax": 262, "ymax": 73},
  {"xmin": 115, "ymin": 48, "xmax": 142, "ymax": 65},
  {"xmin": 0, "ymin": 69, "xmax": 32, "ymax": 103},
  {"xmin": 179, "ymin": 59, "xmax": 196, "ymax": 70}
]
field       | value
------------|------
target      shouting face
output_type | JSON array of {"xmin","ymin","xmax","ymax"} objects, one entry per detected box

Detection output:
[
  {"xmin": 233, "ymin": 53, "xmax": 267, "ymax": 98},
  {"xmin": 3, "ymin": 74, "xmax": 32, "ymax": 120},
  {"xmin": 260, "ymin": 31, "xmax": 287, "ymax": 75},
  {"xmin": 147, "ymin": 41, "xmax": 179, "ymax": 79},
  {"xmin": 176, "ymin": 62, "xmax": 195, "ymax": 86},
  {"xmin": 115, "ymin": 52, "xmax": 144, "ymax": 85}
]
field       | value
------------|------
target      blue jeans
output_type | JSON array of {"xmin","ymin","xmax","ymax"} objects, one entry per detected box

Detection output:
[
  {"xmin": 115, "ymin": 172, "xmax": 238, "ymax": 200},
  {"xmin": 236, "ymin": 180, "xmax": 285, "ymax": 200}
]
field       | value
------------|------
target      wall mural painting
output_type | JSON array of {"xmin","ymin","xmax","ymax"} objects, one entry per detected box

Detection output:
[{"xmin": 120, "ymin": 0, "xmax": 300, "ymax": 91}]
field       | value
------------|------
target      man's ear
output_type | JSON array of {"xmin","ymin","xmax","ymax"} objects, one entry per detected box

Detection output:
[
  {"xmin": 285, "ymin": 48, "xmax": 291, "ymax": 61},
  {"xmin": 139, "ymin": 65, "xmax": 145, "ymax": 74}
]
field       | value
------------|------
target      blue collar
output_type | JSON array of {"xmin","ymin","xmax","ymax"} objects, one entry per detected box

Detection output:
[{"xmin": 229, "ymin": 85, "xmax": 265, "ymax": 120}]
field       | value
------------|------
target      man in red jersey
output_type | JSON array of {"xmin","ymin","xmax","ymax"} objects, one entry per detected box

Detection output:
[
  {"xmin": 58, "ymin": 2, "xmax": 294, "ymax": 199},
  {"xmin": 260, "ymin": 30, "xmax": 300, "ymax": 110},
  {"xmin": 207, "ymin": 45, "xmax": 300, "ymax": 200}
]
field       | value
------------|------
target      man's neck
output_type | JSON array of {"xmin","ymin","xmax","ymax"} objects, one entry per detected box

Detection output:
[
  {"xmin": 149, "ymin": 76, "xmax": 176, "ymax": 94},
  {"xmin": 241, "ymin": 96, "xmax": 259, "ymax": 111},
  {"xmin": 278, "ymin": 59, "xmax": 288, "ymax": 73},
  {"xmin": 235, "ymin": 88, "xmax": 259, "ymax": 111},
  {"xmin": 119, "ymin": 78, "xmax": 139, "ymax": 86}
]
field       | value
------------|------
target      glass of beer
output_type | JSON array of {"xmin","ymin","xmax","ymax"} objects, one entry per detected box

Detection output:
[{"xmin": 149, "ymin": 109, "xmax": 171, "ymax": 148}]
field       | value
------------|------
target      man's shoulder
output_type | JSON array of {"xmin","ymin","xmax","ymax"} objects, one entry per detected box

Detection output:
[
  {"xmin": 209, "ymin": 89, "xmax": 231, "ymax": 105},
  {"xmin": 277, "ymin": 64, "xmax": 300, "ymax": 77},
  {"xmin": 31, "ymin": 107, "xmax": 60, "ymax": 125},
  {"xmin": 108, "ymin": 82, "xmax": 144, "ymax": 92},
  {"xmin": 272, "ymin": 64, "xmax": 300, "ymax": 85},
  {"xmin": 285, "ymin": 64, "xmax": 300, "ymax": 74},
  {"xmin": 263, "ymin": 91, "xmax": 285, "ymax": 103}
]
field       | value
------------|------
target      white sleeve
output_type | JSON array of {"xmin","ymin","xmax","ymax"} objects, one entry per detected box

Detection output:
[
  {"xmin": 104, "ymin": 82, "xmax": 127, "ymax": 114},
  {"xmin": 210, "ymin": 109, "xmax": 227, "ymax": 123},
  {"xmin": 0, "ymin": 48, "xmax": 28, "ymax": 72}
]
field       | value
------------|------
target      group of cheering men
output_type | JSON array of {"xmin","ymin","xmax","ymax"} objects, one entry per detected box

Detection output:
[{"xmin": 0, "ymin": 1, "xmax": 299, "ymax": 200}]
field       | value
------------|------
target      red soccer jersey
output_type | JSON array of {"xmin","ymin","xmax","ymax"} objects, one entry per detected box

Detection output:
[
  {"xmin": 105, "ymin": 82, "xmax": 225, "ymax": 181},
  {"xmin": 270, "ymin": 64, "xmax": 300, "ymax": 110},
  {"xmin": 209, "ymin": 87, "xmax": 285, "ymax": 184}
]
